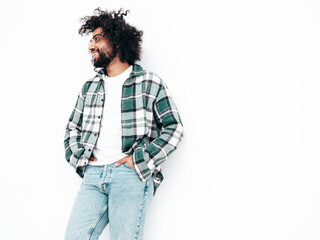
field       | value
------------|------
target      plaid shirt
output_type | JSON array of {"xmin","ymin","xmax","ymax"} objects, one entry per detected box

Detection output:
[{"xmin": 64, "ymin": 64, "xmax": 183, "ymax": 193}]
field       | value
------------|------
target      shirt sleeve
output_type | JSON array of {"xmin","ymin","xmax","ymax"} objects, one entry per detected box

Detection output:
[
  {"xmin": 132, "ymin": 82, "xmax": 184, "ymax": 182},
  {"xmin": 64, "ymin": 86, "xmax": 87, "ymax": 174}
]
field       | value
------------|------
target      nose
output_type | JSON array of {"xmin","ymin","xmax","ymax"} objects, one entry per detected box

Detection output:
[{"xmin": 88, "ymin": 41, "xmax": 95, "ymax": 52}]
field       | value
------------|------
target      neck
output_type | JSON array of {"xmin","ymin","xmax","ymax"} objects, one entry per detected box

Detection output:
[{"xmin": 106, "ymin": 57, "xmax": 130, "ymax": 77}]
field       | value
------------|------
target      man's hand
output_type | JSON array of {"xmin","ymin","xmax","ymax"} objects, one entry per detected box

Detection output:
[
  {"xmin": 115, "ymin": 155, "xmax": 134, "ymax": 168},
  {"xmin": 90, "ymin": 156, "xmax": 97, "ymax": 162}
]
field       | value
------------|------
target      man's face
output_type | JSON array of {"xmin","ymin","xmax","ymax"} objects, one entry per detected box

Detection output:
[{"xmin": 88, "ymin": 27, "xmax": 117, "ymax": 68}]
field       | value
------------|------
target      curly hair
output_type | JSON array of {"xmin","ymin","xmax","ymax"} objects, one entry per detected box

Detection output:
[{"xmin": 79, "ymin": 8, "xmax": 143, "ymax": 65}]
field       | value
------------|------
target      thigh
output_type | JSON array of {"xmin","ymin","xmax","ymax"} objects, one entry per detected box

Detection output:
[
  {"xmin": 108, "ymin": 164, "xmax": 154, "ymax": 240},
  {"xmin": 65, "ymin": 166, "xmax": 109, "ymax": 240}
]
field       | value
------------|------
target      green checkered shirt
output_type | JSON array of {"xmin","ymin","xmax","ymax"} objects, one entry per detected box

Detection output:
[{"xmin": 64, "ymin": 64, "xmax": 184, "ymax": 193}]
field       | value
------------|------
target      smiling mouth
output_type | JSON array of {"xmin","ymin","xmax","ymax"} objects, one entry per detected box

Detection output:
[{"xmin": 92, "ymin": 52, "xmax": 98, "ymax": 58}]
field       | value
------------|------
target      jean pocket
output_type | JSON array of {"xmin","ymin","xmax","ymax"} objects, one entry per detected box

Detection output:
[{"xmin": 123, "ymin": 163, "xmax": 134, "ymax": 169}]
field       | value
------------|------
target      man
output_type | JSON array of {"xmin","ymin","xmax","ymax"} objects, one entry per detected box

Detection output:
[{"xmin": 64, "ymin": 8, "xmax": 183, "ymax": 240}]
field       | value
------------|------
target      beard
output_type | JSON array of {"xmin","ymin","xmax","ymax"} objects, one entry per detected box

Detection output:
[{"xmin": 92, "ymin": 47, "xmax": 117, "ymax": 68}]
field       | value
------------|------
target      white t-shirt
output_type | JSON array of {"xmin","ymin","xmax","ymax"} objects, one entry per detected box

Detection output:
[{"xmin": 90, "ymin": 65, "xmax": 133, "ymax": 166}]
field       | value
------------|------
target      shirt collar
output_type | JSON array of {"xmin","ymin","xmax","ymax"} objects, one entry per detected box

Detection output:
[{"xmin": 129, "ymin": 64, "xmax": 144, "ymax": 78}]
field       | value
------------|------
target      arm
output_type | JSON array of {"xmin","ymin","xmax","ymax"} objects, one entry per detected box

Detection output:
[
  {"xmin": 133, "ymin": 82, "xmax": 184, "ymax": 182},
  {"xmin": 64, "ymin": 86, "xmax": 87, "ymax": 171}
]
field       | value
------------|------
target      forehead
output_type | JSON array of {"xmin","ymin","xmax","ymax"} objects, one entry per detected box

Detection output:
[{"xmin": 92, "ymin": 27, "xmax": 103, "ymax": 37}]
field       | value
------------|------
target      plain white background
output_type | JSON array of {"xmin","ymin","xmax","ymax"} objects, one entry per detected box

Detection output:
[{"xmin": 0, "ymin": 0, "xmax": 319, "ymax": 239}]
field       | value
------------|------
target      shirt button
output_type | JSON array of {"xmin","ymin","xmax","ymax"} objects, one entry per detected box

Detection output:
[
  {"xmin": 88, "ymin": 149, "xmax": 91, "ymax": 152},
  {"xmin": 94, "ymin": 134, "xmax": 97, "ymax": 136},
  {"xmin": 98, "ymin": 116, "xmax": 101, "ymax": 119}
]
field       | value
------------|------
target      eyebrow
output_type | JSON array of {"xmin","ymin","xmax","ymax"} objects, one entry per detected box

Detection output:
[{"xmin": 92, "ymin": 33, "xmax": 104, "ymax": 40}]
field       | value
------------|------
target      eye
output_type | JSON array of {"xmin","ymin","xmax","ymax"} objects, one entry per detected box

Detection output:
[{"xmin": 94, "ymin": 35, "xmax": 103, "ymax": 42}]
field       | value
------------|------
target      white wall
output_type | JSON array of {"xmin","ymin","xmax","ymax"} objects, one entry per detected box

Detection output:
[{"xmin": 0, "ymin": 0, "xmax": 319, "ymax": 239}]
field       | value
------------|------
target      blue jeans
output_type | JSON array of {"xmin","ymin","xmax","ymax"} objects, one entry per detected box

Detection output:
[{"xmin": 65, "ymin": 163, "xmax": 154, "ymax": 240}]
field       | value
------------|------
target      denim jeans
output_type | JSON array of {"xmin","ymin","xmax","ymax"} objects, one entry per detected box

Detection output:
[{"xmin": 65, "ymin": 163, "xmax": 154, "ymax": 240}]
